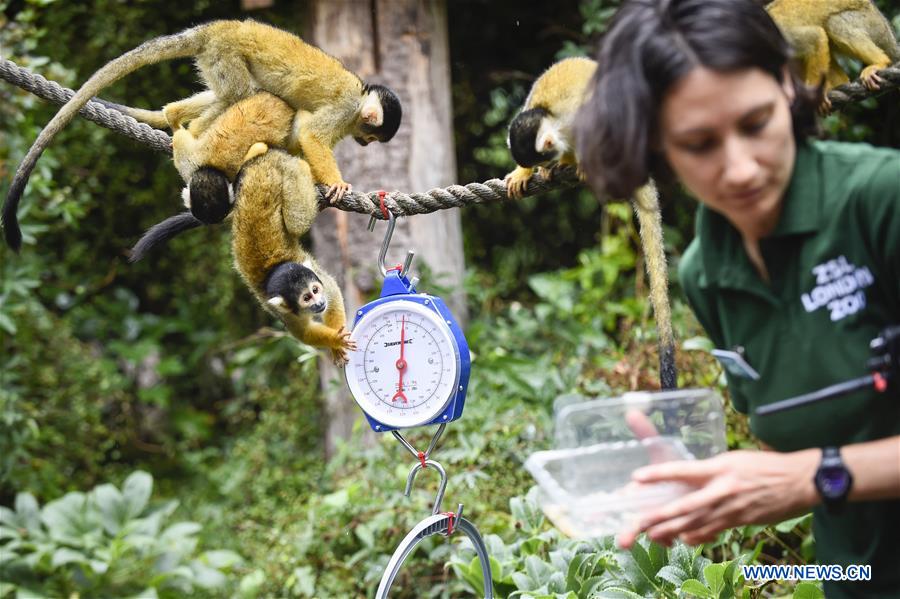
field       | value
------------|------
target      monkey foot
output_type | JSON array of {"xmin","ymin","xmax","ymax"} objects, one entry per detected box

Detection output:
[
  {"xmin": 325, "ymin": 182, "xmax": 353, "ymax": 204},
  {"xmin": 503, "ymin": 173, "xmax": 531, "ymax": 200},
  {"xmin": 859, "ymin": 67, "xmax": 884, "ymax": 91}
]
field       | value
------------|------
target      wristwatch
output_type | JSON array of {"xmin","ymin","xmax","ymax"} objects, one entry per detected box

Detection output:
[{"xmin": 813, "ymin": 447, "xmax": 853, "ymax": 511}]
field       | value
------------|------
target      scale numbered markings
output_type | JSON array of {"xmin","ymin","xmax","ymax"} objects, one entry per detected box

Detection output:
[{"xmin": 348, "ymin": 301, "xmax": 460, "ymax": 428}]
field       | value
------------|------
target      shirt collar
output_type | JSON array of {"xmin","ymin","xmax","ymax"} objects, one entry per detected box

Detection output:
[
  {"xmin": 694, "ymin": 140, "xmax": 821, "ymax": 293},
  {"xmin": 771, "ymin": 140, "xmax": 823, "ymax": 236}
]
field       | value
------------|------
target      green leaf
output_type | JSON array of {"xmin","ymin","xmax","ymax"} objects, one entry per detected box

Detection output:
[
  {"xmin": 201, "ymin": 549, "xmax": 242, "ymax": 569},
  {"xmin": 354, "ymin": 522, "xmax": 374, "ymax": 548},
  {"xmin": 160, "ymin": 521, "xmax": 202, "ymax": 544},
  {"xmin": 289, "ymin": 565, "xmax": 316, "ymax": 597},
  {"xmin": 545, "ymin": 571, "xmax": 566, "ymax": 593},
  {"xmin": 512, "ymin": 571, "xmax": 534, "ymax": 591},
  {"xmin": 14, "ymin": 494, "xmax": 41, "ymax": 535},
  {"xmin": 238, "ymin": 570, "xmax": 266, "ymax": 599},
  {"xmin": 40, "ymin": 492, "xmax": 91, "ymax": 543},
  {"xmin": 593, "ymin": 588, "xmax": 645, "ymax": 599},
  {"xmin": 703, "ymin": 563, "xmax": 726, "ymax": 596},
  {"xmin": 681, "ymin": 578, "xmax": 713, "ymax": 598},
  {"xmin": 648, "ymin": 539, "xmax": 668, "ymax": 572},
  {"xmin": 460, "ymin": 555, "xmax": 491, "ymax": 592},
  {"xmin": 656, "ymin": 564, "xmax": 689, "ymax": 587},
  {"xmin": 566, "ymin": 553, "xmax": 588, "ymax": 590},
  {"xmin": 525, "ymin": 555, "xmax": 554, "ymax": 587},
  {"xmin": 774, "ymin": 513, "xmax": 811, "ymax": 534},
  {"xmin": 51, "ymin": 547, "xmax": 88, "ymax": 567},
  {"xmin": 792, "ymin": 582, "xmax": 824, "ymax": 599},
  {"xmin": 93, "ymin": 483, "xmax": 128, "ymax": 535},
  {"xmin": 322, "ymin": 489, "xmax": 349, "ymax": 509},
  {"xmin": 629, "ymin": 540, "xmax": 658, "ymax": 583},
  {"xmin": 191, "ymin": 561, "xmax": 227, "ymax": 589},
  {"xmin": 0, "ymin": 313, "xmax": 17, "ymax": 335},
  {"xmin": 122, "ymin": 471, "xmax": 153, "ymax": 518}
]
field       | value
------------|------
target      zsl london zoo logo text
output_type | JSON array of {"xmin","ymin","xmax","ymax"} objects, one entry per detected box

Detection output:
[{"xmin": 800, "ymin": 255, "xmax": 874, "ymax": 322}]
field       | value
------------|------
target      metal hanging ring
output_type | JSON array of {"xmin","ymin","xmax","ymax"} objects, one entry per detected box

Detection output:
[{"xmin": 375, "ymin": 513, "xmax": 494, "ymax": 599}]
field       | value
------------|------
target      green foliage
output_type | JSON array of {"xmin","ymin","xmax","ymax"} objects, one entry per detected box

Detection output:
[
  {"xmin": 448, "ymin": 490, "xmax": 817, "ymax": 599},
  {"xmin": 0, "ymin": 471, "xmax": 242, "ymax": 598}
]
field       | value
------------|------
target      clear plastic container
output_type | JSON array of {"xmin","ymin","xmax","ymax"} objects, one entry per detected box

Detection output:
[{"xmin": 524, "ymin": 389, "xmax": 726, "ymax": 539}]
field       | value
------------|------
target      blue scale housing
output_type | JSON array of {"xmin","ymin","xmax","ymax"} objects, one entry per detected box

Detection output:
[{"xmin": 351, "ymin": 270, "xmax": 471, "ymax": 433}]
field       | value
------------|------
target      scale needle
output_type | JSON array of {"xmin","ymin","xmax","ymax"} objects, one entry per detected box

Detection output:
[{"xmin": 392, "ymin": 316, "xmax": 408, "ymax": 403}]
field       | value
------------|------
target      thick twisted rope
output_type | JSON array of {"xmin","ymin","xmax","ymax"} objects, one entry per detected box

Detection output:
[
  {"xmin": 0, "ymin": 57, "xmax": 580, "ymax": 217},
  {"xmin": 5, "ymin": 56, "xmax": 898, "ymax": 217},
  {"xmin": 826, "ymin": 64, "xmax": 900, "ymax": 106},
  {"xmin": 0, "ymin": 58, "xmax": 173, "ymax": 153}
]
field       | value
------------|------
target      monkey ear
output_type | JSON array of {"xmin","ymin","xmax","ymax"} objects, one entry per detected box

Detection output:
[
  {"xmin": 360, "ymin": 93, "xmax": 384, "ymax": 127},
  {"xmin": 181, "ymin": 186, "xmax": 192, "ymax": 209},
  {"xmin": 267, "ymin": 296, "xmax": 289, "ymax": 313},
  {"xmin": 538, "ymin": 133, "xmax": 556, "ymax": 152}
]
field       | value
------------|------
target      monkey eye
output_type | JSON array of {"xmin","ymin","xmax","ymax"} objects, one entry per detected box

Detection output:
[
  {"xmin": 303, "ymin": 294, "xmax": 312, "ymax": 302},
  {"xmin": 312, "ymin": 285, "xmax": 320, "ymax": 294}
]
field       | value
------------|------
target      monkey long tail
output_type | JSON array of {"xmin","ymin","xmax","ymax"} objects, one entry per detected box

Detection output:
[
  {"xmin": 632, "ymin": 181, "xmax": 677, "ymax": 390},
  {"xmin": 2, "ymin": 25, "xmax": 207, "ymax": 251},
  {"xmin": 92, "ymin": 98, "xmax": 170, "ymax": 130},
  {"xmin": 129, "ymin": 212, "xmax": 203, "ymax": 263}
]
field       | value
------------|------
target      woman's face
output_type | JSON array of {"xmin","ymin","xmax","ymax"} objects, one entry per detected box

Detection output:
[{"xmin": 659, "ymin": 66, "xmax": 796, "ymax": 238}]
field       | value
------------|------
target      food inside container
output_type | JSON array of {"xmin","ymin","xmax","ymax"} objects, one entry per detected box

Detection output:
[{"xmin": 524, "ymin": 389, "xmax": 726, "ymax": 538}]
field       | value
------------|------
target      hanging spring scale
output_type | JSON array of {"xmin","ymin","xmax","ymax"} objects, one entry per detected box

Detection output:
[{"xmin": 351, "ymin": 197, "xmax": 492, "ymax": 598}]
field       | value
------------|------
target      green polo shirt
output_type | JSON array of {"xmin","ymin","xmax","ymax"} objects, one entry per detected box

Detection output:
[{"xmin": 679, "ymin": 140, "xmax": 900, "ymax": 597}]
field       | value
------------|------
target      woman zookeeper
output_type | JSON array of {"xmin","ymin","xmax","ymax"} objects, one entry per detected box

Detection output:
[{"xmin": 574, "ymin": 0, "xmax": 900, "ymax": 596}]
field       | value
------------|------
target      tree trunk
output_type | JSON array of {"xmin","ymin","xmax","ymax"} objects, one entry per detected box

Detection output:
[{"xmin": 305, "ymin": 0, "xmax": 465, "ymax": 458}]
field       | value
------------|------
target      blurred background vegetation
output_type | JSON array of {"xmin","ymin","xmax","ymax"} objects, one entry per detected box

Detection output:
[{"xmin": 1, "ymin": 0, "xmax": 898, "ymax": 597}]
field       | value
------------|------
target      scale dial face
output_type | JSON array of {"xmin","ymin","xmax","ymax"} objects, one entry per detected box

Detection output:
[{"xmin": 346, "ymin": 300, "xmax": 461, "ymax": 429}]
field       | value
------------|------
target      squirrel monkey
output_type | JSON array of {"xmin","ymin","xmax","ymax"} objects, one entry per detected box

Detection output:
[
  {"xmin": 2, "ymin": 19, "xmax": 402, "ymax": 251},
  {"xmin": 130, "ymin": 92, "xmax": 296, "ymax": 258},
  {"xmin": 133, "ymin": 149, "xmax": 356, "ymax": 364},
  {"xmin": 172, "ymin": 92, "xmax": 295, "ymax": 224},
  {"xmin": 231, "ymin": 149, "xmax": 356, "ymax": 365},
  {"xmin": 507, "ymin": 57, "xmax": 676, "ymax": 388},
  {"xmin": 504, "ymin": 57, "xmax": 597, "ymax": 200},
  {"xmin": 766, "ymin": 0, "xmax": 900, "ymax": 103}
]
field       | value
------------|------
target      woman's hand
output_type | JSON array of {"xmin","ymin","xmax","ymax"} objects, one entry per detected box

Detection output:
[{"xmin": 617, "ymin": 448, "xmax": 820, "ymax": 548}]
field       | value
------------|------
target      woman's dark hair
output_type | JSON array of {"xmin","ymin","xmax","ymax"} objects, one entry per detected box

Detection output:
[{"xmin": 574, "ymin": 0, "xmax": 820, "ymax": 199}]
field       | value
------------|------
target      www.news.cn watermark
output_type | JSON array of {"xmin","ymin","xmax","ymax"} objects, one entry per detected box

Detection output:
[{"xmin": 742, "ymin": 564, "xmax": 872, "ymax": 582}]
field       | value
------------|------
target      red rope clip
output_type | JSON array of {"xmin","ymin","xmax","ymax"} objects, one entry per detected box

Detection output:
[
  {"xmin": 377, "ymin": 190, "xmax": 389, "ymax": 219},
  {"xmin": 417, "ymin": 451, "xmax": 427, "ymax": 468},
  {"xmin": 873, "ymin": 372, "xmax": 888, "ymax": 392},
  {"xmin": 443, "ymin": 511, "xmax": 455, "ymax": 535}
]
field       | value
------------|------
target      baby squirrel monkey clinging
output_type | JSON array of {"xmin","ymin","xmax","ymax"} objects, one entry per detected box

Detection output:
[
  {"xmin": 506, "ymin": 56, "xmax": 676, "ymax": 388},
  {"xmin": 130, "ymin": 92, "xmax": 354, "ymax": 364},
  {"xmin": 2, "ymin": 19, "xmax": 402, "ymax": 251},
  {"xmin": 766, "ymin": 0, "xmax": 900, "ymax": 104},
  {"xmin": 171, "ymin": 91, "xmax": 296, "ymax": 225}
]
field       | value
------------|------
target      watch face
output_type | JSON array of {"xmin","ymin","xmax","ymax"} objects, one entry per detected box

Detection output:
[{"xmin": 816, "ymin": 466, "xmax": 851, "ymax": 498}]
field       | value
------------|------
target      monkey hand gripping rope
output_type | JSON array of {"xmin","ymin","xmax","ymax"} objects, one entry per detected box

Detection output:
[{"xmin": 343, "ymin": 200, "xmax": 492, "ymax": 598}]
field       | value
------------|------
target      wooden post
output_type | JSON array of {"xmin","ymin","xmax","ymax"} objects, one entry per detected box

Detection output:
[{"xmin": 306, "ymin": 0, "xmax": 465, "ymax": 457}]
